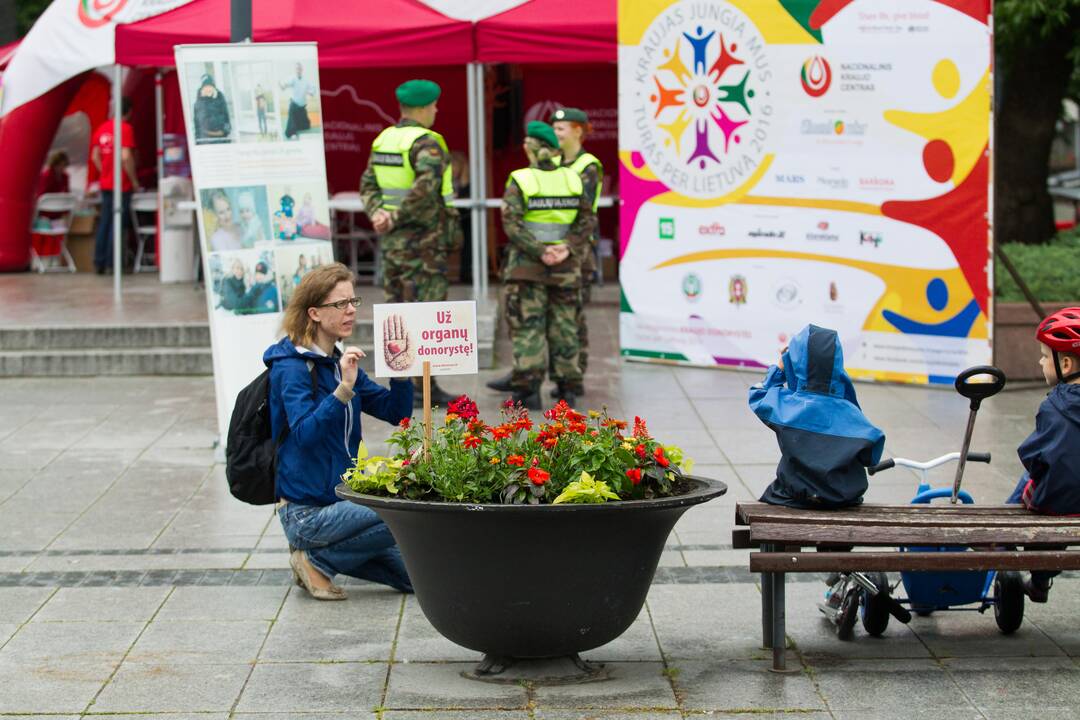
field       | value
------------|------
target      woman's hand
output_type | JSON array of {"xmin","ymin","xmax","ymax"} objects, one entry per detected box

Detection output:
[
  {"xmin": 541, "ymin": 244, "xmax": 570, "ymax": 266},
  {"xmin": 338, "ymin": 346, "xmax": 366, "ymax": 390}
]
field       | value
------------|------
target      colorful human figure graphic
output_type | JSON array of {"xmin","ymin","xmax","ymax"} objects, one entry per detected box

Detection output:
[
  {"xmin": 682, "ymin": 26, "xmax": 716, "ymax": 75},
  {"xmin": 882, "ymin": 278, "xmax": 981, "ymax": 338}
]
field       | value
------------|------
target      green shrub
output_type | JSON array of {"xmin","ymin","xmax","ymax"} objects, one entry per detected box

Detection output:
[{"xmin": 995, "ymin": 228, "xmax": 1080, "ymax": 302}]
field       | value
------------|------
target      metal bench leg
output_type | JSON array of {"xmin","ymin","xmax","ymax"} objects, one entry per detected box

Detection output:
[
  {"xmin": 771, "ymin": 569, "xmax": 787, "ymax": 672},
  {"xmin": 761, "ymin": 543, "xmax": 774, "ymax": 649}
]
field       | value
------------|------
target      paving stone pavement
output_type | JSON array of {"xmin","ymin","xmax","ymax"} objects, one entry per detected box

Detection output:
[{"xmin": 0, "ymin": 301, "xmax": 1073, "ymax": 718}]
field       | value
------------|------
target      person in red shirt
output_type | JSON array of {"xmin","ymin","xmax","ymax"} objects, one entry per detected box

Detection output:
[
  {"xmin": 37, "ymin": 151, "xmax": 70, "ymax": 197},
  {"xmin": 91, "ymin": 97, "xmax": 140, "ymax": 274}
]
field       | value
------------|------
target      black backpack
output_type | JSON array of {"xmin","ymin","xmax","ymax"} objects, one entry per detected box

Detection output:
[{"xmin": 225, "ymin": 362, "xmax": 318, "ymax": 505}]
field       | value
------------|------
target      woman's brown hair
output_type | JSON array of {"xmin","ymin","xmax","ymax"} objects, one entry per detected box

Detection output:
[{"xmin": 281, "ymin": 262, "xmax": 354, "ymax": 347}]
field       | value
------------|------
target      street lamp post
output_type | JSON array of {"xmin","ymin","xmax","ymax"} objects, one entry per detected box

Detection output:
[{"xmin": 230, "ymin": 0, "xmax": 252, "ymax": 42}]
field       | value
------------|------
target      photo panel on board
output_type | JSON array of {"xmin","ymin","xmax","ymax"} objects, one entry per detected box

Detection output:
[
  {"xmin": 274, "ymin": 240, "xmax": 336, "ymax": 309},
  {"xmin": 185, "ymin": 61, "xmax": 236, "ymax": 146},
  {"xmin": 229, "ymin": 60, "xmax": 285, "ymax": 143},
  {"xmin": 277, "ymin": 58, "xmax": 322, "ymax": 142},
  {"xmin": 266, "ymin": 180, "xmax": 331, "ymax": 243},
  {"xmin": 199, "ymin": 186, "xmax": 273, "ymax": 252},
  {"xmin": 207, "ymin": 247, "xmax": 280, "ymax": 317}
]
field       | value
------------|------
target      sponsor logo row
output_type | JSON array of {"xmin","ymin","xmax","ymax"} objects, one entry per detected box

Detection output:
[
  {"xmin": 659, "ymin": 217, "xmax": 884, "ymax": 246},
  {"xmin": 681, "ymin": 272, "xmax": 846, "ymax": 311}
]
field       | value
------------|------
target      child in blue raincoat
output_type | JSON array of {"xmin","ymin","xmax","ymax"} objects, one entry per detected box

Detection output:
[{"xmin": 749, "ymin": 324, "xmax": 885, "ymax": 509}]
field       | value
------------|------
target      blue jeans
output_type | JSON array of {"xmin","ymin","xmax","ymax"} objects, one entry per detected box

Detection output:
[
  {"xmin": 1006, "ymin": 475, "xmax": 1060, "ymax": 586},
  {"xmin": 277, "ymin": 501, "xmax": 412, "ymax": 592},
  {"xmin": 94, "ymin": 190, "xmax": 132, "ymax": 269}
]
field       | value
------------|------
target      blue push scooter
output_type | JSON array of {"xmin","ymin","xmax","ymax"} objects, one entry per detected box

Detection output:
[{"xmin": 820, "ymin": 366, "xmax": 1017, "ymax": 640}]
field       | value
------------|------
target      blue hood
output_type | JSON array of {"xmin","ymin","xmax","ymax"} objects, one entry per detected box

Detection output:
[
  {"xmin": 780, "ymin": 324, "xmax": 860, "ymax": 403},
  {"xmin": 750, "ymin": 324, "xmax": 885, "ymax": 509}
]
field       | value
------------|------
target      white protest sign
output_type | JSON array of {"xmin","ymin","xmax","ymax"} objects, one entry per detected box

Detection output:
[{"xmin": 373, "ymin": 301, "xmax": 478, "ymax": 377}]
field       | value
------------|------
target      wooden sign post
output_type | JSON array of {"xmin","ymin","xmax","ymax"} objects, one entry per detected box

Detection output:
[{"xmin": 423, "ymin": 360, "xmax": 432, "ymax": 458}]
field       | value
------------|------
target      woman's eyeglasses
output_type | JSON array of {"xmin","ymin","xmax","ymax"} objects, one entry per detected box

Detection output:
[{"xmin": 317, "ymin": 297, "xmax": 362, "ymax": 310}]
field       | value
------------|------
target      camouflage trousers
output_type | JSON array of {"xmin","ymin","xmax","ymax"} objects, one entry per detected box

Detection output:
[
  {"xmin": 505, "ymin": 281, "xmax": 582, "ymax": 393},
  {"xmin": 549, "ymin": 281, "xmax": 589, "ymax": 391},
  {"xmin": 577, "ymin": 281, "xmax": 591, "ymax": 375},
  {"xmin": 381, "ymin": 236, "xmax": 448, "ymax": 303}
]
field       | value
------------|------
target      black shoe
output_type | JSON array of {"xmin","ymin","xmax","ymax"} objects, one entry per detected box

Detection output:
[
  {"xmin": 1024, "ymin": 575, "xmax": 1052, "ymax": 603},
  {"xmin": 549, "ymin": 384, "xmax": 585, "ymax": 399},
  {"xmin": 486, "ymin": 372, "xmax": 514, "ymax": 392},
  {"xmin": 509, "ymin": 389, "xmax": 542, "ymax": 411},
  {"xmin": 413, "ymin": 381, "xmax": 457, "ymax": 408},
  {"xmin": 554, "ymin": 388, "xmax": 577, "ymax": 407},
  {"xmin": 429, "ymin": 380, "xmax": 456, "ymax": 407}
]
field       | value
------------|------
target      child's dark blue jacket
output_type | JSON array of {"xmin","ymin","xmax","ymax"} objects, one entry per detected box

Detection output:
[
  {"xmin": 749, "ymin": 324, "xmax": 885, "ymax": 509},
  {"xmin": 1017, "ymin": 383, "xmax": 1080, "ymax": 515},
  {"xmin": 263, "ymin": 336, "xmax": 412, "ymax": 506}
]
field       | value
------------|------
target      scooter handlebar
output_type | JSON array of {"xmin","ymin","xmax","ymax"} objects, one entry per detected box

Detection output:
[
  {"xmin": 954, "ymin": 365, "xmax": 1007, "ymax": 410},
  {"xmin": 867, "ymin": 452, "xmax": 990, "ymax": 476},
  {"xmin": 867, "ymin": 459, "xmax": 895, "ymax": 476}
]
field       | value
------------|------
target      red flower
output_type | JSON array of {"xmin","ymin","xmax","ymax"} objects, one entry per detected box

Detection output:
[
  {"xmin": 462, "ymin": 435, "xmax": 482, "ymax": 449},
  {"xmin": 467, "ymin": 417, "xmax": 486, "ymax": 434},
  {"xmin": 401, "ymin": 459, "xmax": 410, "ymax": 466},
  {"xmin": 568, "ymin": 420, "xmax": 587, "ymax": 434},
  {"xmin": 653, "ymin": 446, "xmax": 670, "ymax": 468},
  {"xmin": 528, "ymin": 467, "xmax": 550, "ymax": 485},
  {"xmin": 633, "ymin": 415, "xmax": 650, "ymax": 439},
  {"xmin": 515, "ymin": 417, "xmax": 533, "ymax": 432},
  {"xmin": 489, "ymin": 424, "xmax": 513, "ymax": 440},
  {"xmin": 626, "ymin": 467, "xmax": 642, "ymax": 485},
  {"xmin": 590, "ymin": 430, "xmax": 599, "ymax": 437},
  {"xmin": 532, "ymin": 456, "xmax": 539, "ymax": 466},
  {"xmin": 536, "ymin": 431, "xmax": 558, "ymax": 449},
  {"xmin": 635, "ymin": 443, "xmax": 647, "ymax": 459},
  {"xmin": 544, "ymin": 400, "xmax": 573, "ymax": 421},
  {"xmin": 447, "ymin": 395, "xmax": 479, "ymax": 421},
  {"xmin": 603, "ymin": 418, "xmax": 628, "ymax": 431},
  {"xmin": 506, "ymin": 454, "xmax": 525, "ymax": 466},
  {"xmin": 398, "ymin": 417, "xmax": 411, "ymax": 429}
]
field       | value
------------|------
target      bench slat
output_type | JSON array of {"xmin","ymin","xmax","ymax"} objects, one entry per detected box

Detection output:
[
  {"xmin": 749, "ymin": 522, "xmax": 1080, "ymax": 547},
  {"xmin": 736, "ymin": 503, "xmax": 1079, "ymax": 528},
  {"xmin": 750, "ymin": 550, "xmax": 1080, "ymax": 573}
]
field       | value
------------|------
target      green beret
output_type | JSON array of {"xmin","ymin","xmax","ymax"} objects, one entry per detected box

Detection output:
[
  {"xmin": 550, "ymin": 107, "xmax": 589, "ymax": 124},
  {"xmin": 525, "ymin": 120, "xmax": 559, "ymax": 149},
  {"xmin": 396, "ymin": 79, "xmax": 441, "ymax": 108}
]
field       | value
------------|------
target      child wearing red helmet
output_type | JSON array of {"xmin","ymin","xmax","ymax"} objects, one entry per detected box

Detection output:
[{"xmin": 1006, "ymin": 307, "xmax": 1080, "ymax": 602}]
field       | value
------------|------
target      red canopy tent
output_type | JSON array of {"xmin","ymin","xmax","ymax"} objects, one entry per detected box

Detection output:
[
  {"xmin": 115, "ymin": 0, "xmax": 474, "ymax": 67},
  {"xmin": 474, "ymin": 0, "xmax": 614, "ymax": 64}
]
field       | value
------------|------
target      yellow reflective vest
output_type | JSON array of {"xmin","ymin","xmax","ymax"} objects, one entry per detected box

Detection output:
[
  {"xmin": 370, "ymin": 125, "xmax": 454, "ymax": 211},
  {"xmin": 565, "ymin": 151, "xmax": 603, "ymax": 213},
  {"xmin": 508, "ymin": 166, "xmax": 583, "ymax": 245}
]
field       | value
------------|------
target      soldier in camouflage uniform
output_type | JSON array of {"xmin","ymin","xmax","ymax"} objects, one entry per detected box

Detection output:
[
  {"xmin": 360, "ymin": 79, "xmax": 461, "ymax": 406},
  {"xmin": 550, "ymin": 107, "xmax": 602, "ymax": 397},
  {"xmin": 496, "ymin": 121, "xmax": 595, "ymax": 409}
]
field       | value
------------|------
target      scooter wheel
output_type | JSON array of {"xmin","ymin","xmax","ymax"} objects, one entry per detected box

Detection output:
[
  {"xmin": 994, "ymin": 571, "xmax": 1025, "ymax": 634},
  {"xmin": 836, "ymin": 588, "xmax": 859, "ymax": 641},
  {"xmin": 860, "ymin": 572, "xmax": 891, "ymax": 637}
]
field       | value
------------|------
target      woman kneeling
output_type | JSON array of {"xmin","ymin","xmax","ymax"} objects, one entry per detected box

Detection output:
[{"xmin": 264, "ymin": 262, "xmax": 414, "ymax": 599}]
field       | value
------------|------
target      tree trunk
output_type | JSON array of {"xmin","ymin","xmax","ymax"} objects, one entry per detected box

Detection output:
[{"xmin": 994, "ymin": 18, "xmax": 1076, "ymax": 245}]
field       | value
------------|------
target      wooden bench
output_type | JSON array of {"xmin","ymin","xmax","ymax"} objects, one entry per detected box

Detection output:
[{"xmin": 733, "ymin": 501, "xmax": 1080, "ymax": 671}]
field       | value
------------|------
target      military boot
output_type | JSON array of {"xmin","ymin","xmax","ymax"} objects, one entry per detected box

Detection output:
[
  {"xmin": 552, "ymin": 384, "xmax": 577, "ymax": 408},
  {"xmin": 550, "ymin": 383, "xmax": 585, "ymax": 399},
  {"xmin": 509, "ymin": 388, "xmax": 542, "ymax": 411},
  {"xmin": 486, "ymin": 372, "xmax": 515, "ymax": 392},
  {"xmin": 412, "ymin": 379, "xmax": 458, "ymax": 408}
]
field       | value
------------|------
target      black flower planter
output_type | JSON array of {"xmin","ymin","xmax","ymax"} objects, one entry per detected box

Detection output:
[{"xmin": 336, "ymin": 475, "xmax": 726, "ymax": 662}]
